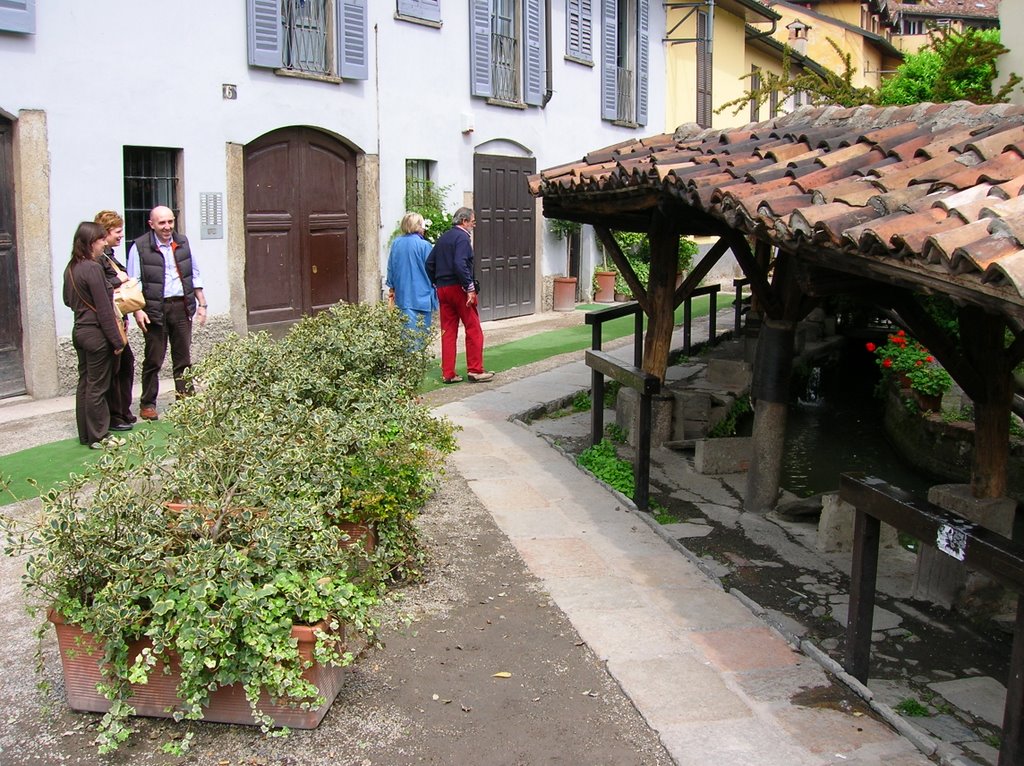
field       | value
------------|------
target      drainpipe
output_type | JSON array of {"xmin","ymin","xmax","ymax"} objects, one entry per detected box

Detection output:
[{"xmin": 542, "ymin": 0, "xmax": 553, "ymax": 105}]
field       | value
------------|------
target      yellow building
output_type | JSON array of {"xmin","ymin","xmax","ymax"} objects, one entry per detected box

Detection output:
[
  {"xmin": 762, "ymin": 1, "xmax": 902, "ymax": 91},
  {"xmin": 664, "ymin": 0, "xmax": 782, "ymax": 130},
  {"xmin": 663, "ymin": 0, "xmax": 836, "ymax": 131}
]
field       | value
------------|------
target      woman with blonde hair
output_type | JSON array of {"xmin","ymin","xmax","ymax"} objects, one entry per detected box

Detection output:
[
  {"xmin": 63, "ymin": 222, "xmax": 126, "ymax": 447},
  {"xmin": 94, "ymin": 210, "xmax": 135, "ymax": 430},
  {"xmin": 386, "ymin": 211, "xmax": 437, "ymax": 346}
]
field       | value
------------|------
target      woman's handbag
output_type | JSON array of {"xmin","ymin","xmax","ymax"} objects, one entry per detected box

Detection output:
[{"xmin": 113, "ymin": 278, "xmax": 145, "ymax": 316}]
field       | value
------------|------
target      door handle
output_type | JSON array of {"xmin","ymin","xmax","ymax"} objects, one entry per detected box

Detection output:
[{"xmin": 312, "ymin": 265, "xmax": 318, "ymax": 274}]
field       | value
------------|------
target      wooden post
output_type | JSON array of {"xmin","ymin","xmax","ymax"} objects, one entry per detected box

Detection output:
[
  {"xmin": 642, "ymin": 210, "xmax": 680, "ymax": 382},
  {"xmin": 846, "ymin": 508, "xmax": 881, "ymax": 684},
  {"xmin": 960, "ymin": 307, "xmax": 1014, "ymax": 499}
]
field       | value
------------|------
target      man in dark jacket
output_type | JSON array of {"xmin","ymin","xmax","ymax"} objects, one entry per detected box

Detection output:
[
  {"xmin": 426, "ymin": 207, "xmax": 493, "ymax": 384},
  {"xmin": 126, "ymin": 206, "xmax": 208, "ymax": 420}
]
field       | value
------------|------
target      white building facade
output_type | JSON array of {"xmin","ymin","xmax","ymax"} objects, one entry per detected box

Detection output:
[{"xmin": 0, "ymin": 0, "xmax": 665, "ymax": 398}]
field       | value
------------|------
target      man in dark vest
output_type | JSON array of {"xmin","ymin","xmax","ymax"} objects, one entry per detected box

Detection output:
[{"xmin": 126, "ymin": 205, "xmax": 208, "ymax": 421}]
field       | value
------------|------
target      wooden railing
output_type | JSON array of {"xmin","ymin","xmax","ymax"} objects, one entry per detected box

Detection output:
[{"xmin": 839, "ymin": 473, "xmax": 1024, "ymax": 766}]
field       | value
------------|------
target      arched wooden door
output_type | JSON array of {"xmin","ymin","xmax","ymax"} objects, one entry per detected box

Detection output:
[
  {"xmin": 243, "ymin": 127, "xmax": 358, "ymax": 331},
  {"xmin": 0, "ymin": 116, "xmax": 24, "ymax": 398}
]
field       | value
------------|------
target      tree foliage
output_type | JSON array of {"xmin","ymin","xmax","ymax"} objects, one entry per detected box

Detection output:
[
  {"xmin": 718, "ymin": 27, "xmax": 1020, "ymax": 117},
  {"xmin": 879, "ymin": 28, "xmax": 1019, "ymax": 105}
]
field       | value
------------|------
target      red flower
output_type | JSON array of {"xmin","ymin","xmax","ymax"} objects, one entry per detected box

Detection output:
[
  {"xmin": 897, "ymin": 330, "xmax": 906, "ymax": 337},
  {"xmin": 925, "ymin": 356, "xmax": 934, "ymax": 363},
  {"xmin": 916, "ymin": 360, "xmax": 923, "ymax": 366},
  {"xmin": 883, "ymin": 358, "xmax": 892, "ymax": 368},
  {"xmin": 865, "ymin": 342, "xmax": 876, "ymax": 352}
]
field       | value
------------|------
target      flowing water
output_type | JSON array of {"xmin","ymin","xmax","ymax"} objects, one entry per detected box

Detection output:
[{"xmin": 779, "ymin": 347, "xmax": 941, "ymax": 498}]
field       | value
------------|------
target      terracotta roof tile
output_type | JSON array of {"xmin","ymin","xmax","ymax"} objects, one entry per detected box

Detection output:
[
  {"xmin": 893, "ymin": 217, "xmax": 964, "ymax": 256},
  {"xmin": 951, "ymin": 236, "xmax": 1020, "ymax": 275},
  {"xmin": 921, "ymin": 219, "xmax": 990, "ymax": 264},
  {"xmin": 965, "ymin": 125, "xmax": 1024, "ymax": 160},
  {"xmin": 532, "ymin": 101, "xmax": 1024, "ymax": 314},
  {"xmin": 937, "ymin": 152, "xmax": 1024, "ymax": 191},
  {"xmin": 992, "ymin": 177, "xmax": 1024, "ymax": 199},
  {"xmin": 914, "ymin": 128, "xmax": 986, "ymax": 159},
  {"xmin": 843, "ymin": 209, "xmax": 947, "ymax": 255}
]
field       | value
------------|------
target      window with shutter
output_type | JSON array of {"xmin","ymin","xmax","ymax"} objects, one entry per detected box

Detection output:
[
  {"xmin": 565, "ymin": 0, "xmax": 593, "ymax": 64},
  {"xmin": 0, "ymin": 0, "xmax": 34, "ymax": 34},
  {"xmin": 470, "ymin": 0, "xmax": 548, "ymax": 107},
  {"xmin": 600, "ymin": 0, "xmax": 648, "ymax": 126},
  {"xmin": 397, "ymin": 0, "xmax": 441, "ymax": 23},
  {"xmin": 246, "ymin": 0, "xmax": 368, "ymax": 81}
]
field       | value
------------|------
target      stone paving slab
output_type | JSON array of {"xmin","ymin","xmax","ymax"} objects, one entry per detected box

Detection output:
[
  {"xmin": 928, "ymin": 676, "xmax": 1007, "ymax": 728},
  {"xmin": 436, "ymin": 362, "xmax": 935, "ymax": 766}
]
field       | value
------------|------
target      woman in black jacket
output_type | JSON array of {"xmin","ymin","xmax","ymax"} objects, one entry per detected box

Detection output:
[
  {"xmin": 94, "ymin": 210, "xmax": 135, "ymax": 431},
  {"xmin": 62, "ymin": 221, "xmax": 125, "ymax": 448}
]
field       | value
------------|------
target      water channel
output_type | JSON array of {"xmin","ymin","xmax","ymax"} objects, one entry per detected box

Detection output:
[{"xmin": 776, "ymin": 339, "xmax": 943, "ymax": 499}]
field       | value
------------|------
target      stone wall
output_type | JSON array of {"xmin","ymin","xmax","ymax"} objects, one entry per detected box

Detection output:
[{"xmin": 56, "ymin": 315, "xmax": 235, "ymax": 395}]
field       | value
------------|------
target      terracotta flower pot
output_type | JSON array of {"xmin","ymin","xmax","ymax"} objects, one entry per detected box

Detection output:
[
  {"xmin": 912, "ymin": 389, "xmax": 942, "ymax": 412},
  {"xmin": 49, "ymin": 610, "xmax": 347, "ymax": 729},
  {"xmin": 594, "ymin": 270, "xmax": 616, "ymax": 303},
  {"xmin": 552, "ymin": 276, "xmax": 578, "ymax": 312}
]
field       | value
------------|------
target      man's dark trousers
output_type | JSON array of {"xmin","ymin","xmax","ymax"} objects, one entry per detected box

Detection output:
[{"xmin": 140, "ymin": 297, "xmax": 193, "ymax": 407}]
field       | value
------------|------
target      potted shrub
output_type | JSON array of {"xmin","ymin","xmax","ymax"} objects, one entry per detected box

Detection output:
[{"xmin": 1, "ymin": 302, "xmax": 456, "ymax": 754}]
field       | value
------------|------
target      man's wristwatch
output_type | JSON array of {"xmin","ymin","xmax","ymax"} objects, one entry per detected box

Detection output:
[{"xmin": 198, "ymin": 303, "xmax": 208, "ymax": 309}]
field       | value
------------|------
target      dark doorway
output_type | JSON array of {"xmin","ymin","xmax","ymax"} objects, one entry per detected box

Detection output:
[
  {"xmin": 0, "ymin": 116, "xmax": 24, "ymax": 398},
  {"xmin": 473, "ymin": 153, "xmax": 536, "ymax": 321},
  {"xmin": 243, "ymin": 127, "xmax": 358, "ymax": 332}
]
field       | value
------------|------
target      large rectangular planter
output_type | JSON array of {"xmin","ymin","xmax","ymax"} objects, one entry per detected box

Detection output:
[{"xmin": 49, "ymin": 610, "xmax": 347, "ymax": 729}]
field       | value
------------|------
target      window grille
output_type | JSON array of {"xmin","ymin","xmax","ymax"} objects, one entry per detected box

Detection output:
[
  {"xmin": 283, "ymin": 0, "xmax": 329, "ymax": 75},
  {"xmin": 123, "ymin": 147, "xmax": 181, "ymax": 241},
  {"xmin": 405, "ymin": 159, "xmax": 432, "ymax": 208},
  {"xmin": 491, "ymin": 0, "xmax": 520, "ymax": 101},
  {"xmin": 616, "ymin": 66, "xmax": 635, "ymax": 123}
]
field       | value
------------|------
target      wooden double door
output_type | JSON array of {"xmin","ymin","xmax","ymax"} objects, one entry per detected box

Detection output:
[
  {"xmin": 474, "ymin": 154, "xmax": 536, "ymax": 321},
  {"xmin": 243, "ymin": 127, "xmax": 358, "ymax": 331}
]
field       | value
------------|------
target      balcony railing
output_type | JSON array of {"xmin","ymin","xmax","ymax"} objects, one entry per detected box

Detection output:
[
  {"xmin": 491, "ymin": 32, "xmax": 519, "ymax": 102},
  {"xmin": 616, "ymin": 66, "xmax": 635, "ymax": 123}
]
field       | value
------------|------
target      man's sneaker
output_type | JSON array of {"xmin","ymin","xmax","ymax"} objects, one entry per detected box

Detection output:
[
  {"xmin": 140, "ymin": 406, "xmax": 159, "ymax": 421},
  {"xmin": 467, "ymin": 371, "xmax": 495, "ymax": 383},
  {"xmin": 442, "ymin": 375, "xmax": 463, "ymax": 384}
]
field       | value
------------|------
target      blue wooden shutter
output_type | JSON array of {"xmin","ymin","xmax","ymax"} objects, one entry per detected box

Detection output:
[
  {"xmin": 566, "ymin": 0, "xmax": 592, "ymax": 62},
  {"xmin": 470, "ymin": 0, "xmax": 492, "ymax": 97},
  {"xmin": 0, "ymin": 0, "xmax": 34, "ymax": 34},
  {"xmin": 636, "ymin": 0, "xmax": 649, "ymax": 125},
  {"xmin": 339, "ymin": 0, "xmax": 369, "ymax": 79},
  {"xmin": 247, "ymin": 0, "xmax": 282, "ymax": 68},
  {"xmin": 524, "ymin": 0, "xmax": 545, "ymax": 106},
  {"xmin": 600, "ymin": 0, "xmax": 617, "ymax": 121},
  {"xmin": 397, "ymin": 0, "xmax": 441, "ymax": 22}
]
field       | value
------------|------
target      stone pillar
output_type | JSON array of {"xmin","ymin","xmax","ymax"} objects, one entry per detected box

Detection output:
[
  {"xmin": 744, "ymin": 319, "xmax": 795, "ymax": 513},
  {"xmin": 14, "ymin": 110, "xmax": 59, "ymax": 398}
]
